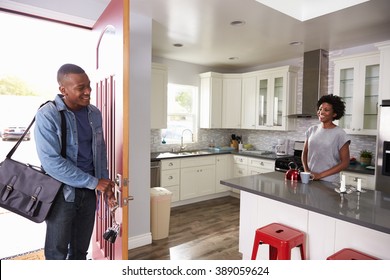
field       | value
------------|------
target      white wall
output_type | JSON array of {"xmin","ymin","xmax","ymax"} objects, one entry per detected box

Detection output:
[
  {"xmin": 128, "ymin": 12, "xmax": 152, "ymax": 248},
  {"xmin": 152, "ymin": 56, "xmax": 227, "ymax": 86}
]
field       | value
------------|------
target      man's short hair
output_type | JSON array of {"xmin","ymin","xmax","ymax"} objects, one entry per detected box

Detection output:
[{"xmin": 57, "ymin": 63, "xmax": 85, "ymax": 85}]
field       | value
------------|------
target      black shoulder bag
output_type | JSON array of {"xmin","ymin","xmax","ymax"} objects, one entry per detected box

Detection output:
[{"xmin": 0, "ymin": 101, "xmax": 66, "ymax": 223}]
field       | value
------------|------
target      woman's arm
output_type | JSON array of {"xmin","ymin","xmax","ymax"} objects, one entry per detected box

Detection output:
[
  {"xmin": 301, "ymin": 139, "xmax": 310, "ymax": 172},
  {"xmin": 312, "ymin": 142, "xmax": 350, "ymax": 180}
]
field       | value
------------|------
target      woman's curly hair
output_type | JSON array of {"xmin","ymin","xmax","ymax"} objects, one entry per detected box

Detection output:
[{"xmin": 317, "ymin": 94, "xmax": 346, "ymax": 120}]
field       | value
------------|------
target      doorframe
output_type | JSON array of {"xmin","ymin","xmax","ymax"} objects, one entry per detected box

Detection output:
[{"xmin": 121, "ymin": 0, "xmax": 130, "ymax": 258}]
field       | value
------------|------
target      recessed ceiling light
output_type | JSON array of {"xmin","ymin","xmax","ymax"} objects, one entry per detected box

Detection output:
[
  {"xmin": 289, "ymin": 41, "xmax": 303, "ymax": 46},
  {"xmin": 173, "ymin": 43, "xmax": 183, "ymax": 47},
  {"xmin": 230, "ymin": 20, "xmax": 246, "ymax": 26}
]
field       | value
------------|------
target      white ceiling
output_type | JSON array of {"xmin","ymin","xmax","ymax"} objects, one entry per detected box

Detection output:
[{"xmin": 1, "ymin": 0, "xmax": 390, "ymax": 70}]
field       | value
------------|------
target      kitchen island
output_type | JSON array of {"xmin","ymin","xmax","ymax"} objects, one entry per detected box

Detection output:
[{"xmin": 221, "ymin": 172, "xmax": 390, "ymax": 260}]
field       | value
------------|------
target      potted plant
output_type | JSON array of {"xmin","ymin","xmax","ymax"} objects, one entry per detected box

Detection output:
[{"xmin": 359, "ymin": 150, "xmax": 373, "ymax": 166}]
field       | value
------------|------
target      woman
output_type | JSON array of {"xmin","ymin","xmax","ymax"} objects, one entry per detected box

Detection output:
[{"xmin": 302, "ymin": 94, "xmax": 351, "ymax": 183}]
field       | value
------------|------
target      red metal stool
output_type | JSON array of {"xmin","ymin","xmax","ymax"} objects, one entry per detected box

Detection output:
[
  {"xmin": 327, "ymin": 248, "xmax": 379, "ymax": 260},
  {"xmin": 251, "ymin": 223, "xmax": 306, "ymax": 260}
]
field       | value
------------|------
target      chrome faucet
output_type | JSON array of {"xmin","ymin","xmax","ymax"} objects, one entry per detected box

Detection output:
[{"xmin": 180, "ymin": 129, "xmax": 193, "ymax": 151}]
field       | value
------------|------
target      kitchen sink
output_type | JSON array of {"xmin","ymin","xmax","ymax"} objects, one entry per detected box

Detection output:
[
  {"xmin": 154, "ymin": 150, "xmax": 213, "ymax": 159},
  {"xmin": 174, "ymin": 150, "xmax": 212, "ymax": 156}
]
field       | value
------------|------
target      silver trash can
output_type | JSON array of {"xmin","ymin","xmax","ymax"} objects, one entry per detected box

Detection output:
[{"xmin": 150, "ymin": 187, "xmax": 172, "ymax": 240}]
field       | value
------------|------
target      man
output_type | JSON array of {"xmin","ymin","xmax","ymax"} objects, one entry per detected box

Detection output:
[{"xmin": 34, "ymin": 63, "xmax": 116, "ymax": 260}]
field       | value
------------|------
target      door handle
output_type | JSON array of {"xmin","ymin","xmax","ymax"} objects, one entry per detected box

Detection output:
[
  {"xmin": 115, "ymin": 174, "xmax": 122, "ymax": 187},
  {"xmin": 115, "ymin": 174, "xmax": 134, "ymax": 206},
  {"xmin": 123, "ymin": 195, "xmax": 134, "ymax": 206}
]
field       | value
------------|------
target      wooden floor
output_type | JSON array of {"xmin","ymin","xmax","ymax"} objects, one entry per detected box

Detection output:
[{"xmin": 128, "ymin": 196, "xmax": 242, "ymax": 260}]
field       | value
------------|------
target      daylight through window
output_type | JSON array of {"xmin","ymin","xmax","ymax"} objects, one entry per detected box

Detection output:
[{"xmin": 162, "ymin": 84, "xmax": 198, "ymax": 144}]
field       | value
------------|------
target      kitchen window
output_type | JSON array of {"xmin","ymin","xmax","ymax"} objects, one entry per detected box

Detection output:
[{"xmin": 162, "ymin": 83, "xmax": 198, "ymax": 144}]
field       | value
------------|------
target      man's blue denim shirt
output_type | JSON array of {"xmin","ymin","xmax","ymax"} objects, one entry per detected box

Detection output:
[{"xmin": 34, "ymin": 94, "xmax": 109, "ymax": 202}]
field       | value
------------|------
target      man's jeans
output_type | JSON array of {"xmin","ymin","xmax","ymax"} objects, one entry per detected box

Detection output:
[{"xmin": 44, "ymin": 188, "xmax": 96, "ymax": 260}]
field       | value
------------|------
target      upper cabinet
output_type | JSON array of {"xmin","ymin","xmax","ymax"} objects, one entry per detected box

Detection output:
[
  {"xmin": 200, "ymin": 66, "xmax": 297, "ymax": 131},
  {"xmin": 376, "ymin": 41, "xmax": 390, "ymax": 101},
  {"xmin": 242, "ymin": 66, "xmax": 298, "ymax": 131},
  {"xmin": 200, "ymin": 72, "xmax": 241, "ymax": 129},
  {"xmin": 241, "ymin": 74, "xmax": 257, "ymax": 129},
  {"xmin": 222, "ymin": 74, "xmax": 242, "ymax": 129},
  {"xmin": 333, "ymin": 52, "xmax": 380, "ymax": 135},
  {"xmin": 200, "ymin": 72, "xmax": 223, "ymax": 128},
  {"xmin": 151, "ymin": 63, "xmax": 168, "ymax": 129}
]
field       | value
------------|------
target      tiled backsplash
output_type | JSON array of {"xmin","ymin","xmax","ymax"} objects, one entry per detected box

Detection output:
[{"xmin": 151, "ymin": 121, "xmax": 377, "ymax": 163}]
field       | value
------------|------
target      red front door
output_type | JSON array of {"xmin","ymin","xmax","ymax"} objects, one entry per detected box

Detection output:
[{"xmin": 91, "ymin": 0, "xmax": 130, "ymax": 260}]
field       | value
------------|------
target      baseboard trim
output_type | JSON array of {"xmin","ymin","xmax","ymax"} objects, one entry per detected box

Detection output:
[{"xmin": 128, "ymin": 233, "xmax": 152, "ymax": 250}]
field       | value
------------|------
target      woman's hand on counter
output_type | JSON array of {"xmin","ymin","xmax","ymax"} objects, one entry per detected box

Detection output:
[{"xmin": 310, "ymin": 172, "xmax": 321, "ymax": 180}]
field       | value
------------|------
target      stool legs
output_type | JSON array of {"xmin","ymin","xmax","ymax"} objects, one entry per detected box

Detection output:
[
  {"xmin": 269, "ymin": 246, "xmax": 279, "ymax": 260},
  {"xmin": 251, "ymin": 234, "xmax": 261, "ymax": 260}
]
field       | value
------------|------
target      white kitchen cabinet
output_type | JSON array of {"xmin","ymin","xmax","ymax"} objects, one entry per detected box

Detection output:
[
  {"xmin": 151, "ymin": 63, "xmax": 167, "ymax": 129},
  {"xmin": 215, "ymin": 154, "xmax": 232, "ymax": 193},
  {"xmin": 333, "ymin": 52, "xmax": 380, "ymax": 135},
  {"xmin": 232, "ymin": 155, "xmax": 248, "ymax": 194},
  {"xmin": 241, "ymin": 74, "xmax": 257, "ymax": 129},
  {"xmin": 234, "ymin": 164, "xmax": 248, "ymax": 178},
  {"xmin": 233, "ymin": 155, "xmax": 275, "ymax": 176},
  {"xmin": 222, "ymin": 75, "xmax": 242, "ymax": 128},
  {"xmin": 160, "ymin": 159, "xmax": 181, "ymax": 202},
  {"xmin": 233, "ymin": 155, "xmax": 248, "ymax": 177},
  {"xmin": 255, "ymin": 66, "xmax": 298, "ymax": 131},
  {"xmin": 341, "ymin": 171, "xmax": 375, "ymax": 190},
  {"xmin": 247, "ymin": 158, "xmax": 275, "ymax": 174},
  {"xmin": 201, "ymin": 66, "xmax": 296, "ymax": 130},
  {"xmin": 199, "ymin": 72, "xmax": 223, "ymax": 128},
  {"xmin": 233, "ymin": 155, "xmax": 248, "ymax": 165},
  {"xmin": 180, "ymin": 156, "xmax": 216, "ymax": 200},
  {"xmin": 376, "ymin": 41, "xmax": 390, "ymax": 101}
]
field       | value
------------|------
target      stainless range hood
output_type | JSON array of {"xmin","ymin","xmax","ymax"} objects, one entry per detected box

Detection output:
[{"xmin": 289, "ymin": 49, "xmax": 329, "ymax": 118}]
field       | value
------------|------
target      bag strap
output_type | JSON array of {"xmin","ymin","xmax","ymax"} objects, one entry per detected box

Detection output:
[
  {"xmin": 59, "ymin": 108, "xmax": 66, "ymax": 158},
  {"xmin": 6, "ymin": 101, "xmax": 67, "ymax": 159}
]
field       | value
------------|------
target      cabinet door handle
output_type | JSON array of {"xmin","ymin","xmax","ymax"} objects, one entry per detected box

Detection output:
[
  {"xmin": 168, "ymin": 176, "xmax": 173, "ymax": 180},
  {"xmin": 169, "ymin": 162, "xmax": 173, "ymax": 166}
]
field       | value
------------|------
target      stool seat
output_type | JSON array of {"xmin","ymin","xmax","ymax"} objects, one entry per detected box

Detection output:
[
  {"xmin": 327, "ymin": 248, "xmax": 379, "ymax": 260},
  {"xmin": 251, "ymin": 223, "xmax": 306, "ymax": 260}
]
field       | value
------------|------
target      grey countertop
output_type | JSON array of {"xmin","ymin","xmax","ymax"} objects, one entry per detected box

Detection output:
[
  {"xmin": 152, "ymin": 149, "xmax": 299, "ymax": 161},
  {"xmin": 221, "ymin": 172, "xmax": 390, "ymax": 234},
  {"xmin": 344, "ymin": 163, "xmax": 375, "ymax": 175}
]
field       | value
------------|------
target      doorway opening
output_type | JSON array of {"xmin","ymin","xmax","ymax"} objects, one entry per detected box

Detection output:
[{"xmin": 0, "ymin": 11, "xmax": 92, "ymax": 259}]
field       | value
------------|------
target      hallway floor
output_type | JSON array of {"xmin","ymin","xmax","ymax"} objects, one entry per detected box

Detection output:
[{"xmin": 128, "ymin": 196, "xmax": 242, "ymax": 260}]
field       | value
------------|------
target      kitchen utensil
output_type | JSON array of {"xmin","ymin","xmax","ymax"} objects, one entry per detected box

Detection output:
[
  {"xmin": 275, "ymin": 144, "xmax": 286, "ymax": 155},
  {"xmin": 300, "ymin": 172, "xmax": 314, "ymax": 184},
  {"xmin": 285, "ymin": 162, "xmax": 301, "ymax": 181}
]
